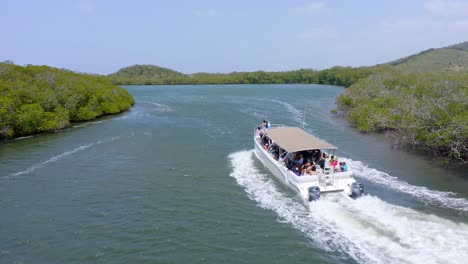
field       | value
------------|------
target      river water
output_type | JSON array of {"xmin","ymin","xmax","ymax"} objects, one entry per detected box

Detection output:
[{"xmin": 1, "ymin": 84, "xmax": 467, "ymax": 264}]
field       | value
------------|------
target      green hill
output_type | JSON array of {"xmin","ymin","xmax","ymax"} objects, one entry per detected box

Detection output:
[
  {"xmin": 447, "ymin": 41, "xmax": 468, "ymax": 52},
  {"xmin": 385, "ymin": 41, "xmax": 468, "ymax": 73},
  {"xmin": 108, "ymin": 64, "xmax": 185, "ymax": 84},
  {"xmin": 0, "ymin": 63, "xmax": 135, "ymax": 141}
]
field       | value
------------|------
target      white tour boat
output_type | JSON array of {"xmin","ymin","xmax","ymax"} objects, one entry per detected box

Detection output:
[{"xmin": 254, "ymin": 125, "xmax": 364, "ymax": 201}]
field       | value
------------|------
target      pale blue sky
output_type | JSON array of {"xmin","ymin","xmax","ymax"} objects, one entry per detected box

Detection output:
[{"xmin": 1, "ymin": 0, "xmax": 467, "ymax": 74}]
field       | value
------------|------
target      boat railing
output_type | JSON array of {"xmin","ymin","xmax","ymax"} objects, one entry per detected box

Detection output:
[{"xmin": 319, "ymin": 168, "xmax": 337, "ymax": 186}]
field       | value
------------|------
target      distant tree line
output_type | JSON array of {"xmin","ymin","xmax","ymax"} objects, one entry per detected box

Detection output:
[
  {"xmin": 336, "ymin": 69, "xmax": 467, "ymax": 163},
  {"xmin": 0, "ymin": 63, "xmax": 135, "ymax": 141},
  {"xmin": 109, "ymin": 65, "xmax": 377, "ymax": 88}
]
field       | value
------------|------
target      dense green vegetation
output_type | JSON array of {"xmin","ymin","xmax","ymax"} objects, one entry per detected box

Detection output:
[
  {"xmin": 336, "ymin": 69, "xmax": 467, "ymax": 162},
  {"xmin": 335, "ymin": 42, "xmax": 468, "ymax": 162},
  {"xmin": 108, "ymin": 64, "xmax": 185, "ymax": 81},
  {"xmin": 0, "ymin": 63, "xmax": 134, "ymax": 141},
  {"xmin": 109, "ymin": 64, "xmax": 376, "ymax": 87}
]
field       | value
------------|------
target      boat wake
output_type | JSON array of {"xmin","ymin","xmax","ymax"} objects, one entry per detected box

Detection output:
[
  {"xmin": 343, "ymin": 158, "xmax": 468, "ymax": 214},
  {"xmin": 229, "ymin": 150, "xmax": 468, "ymax": 264},
  {"xmin": 2, "ymin": 136, "xmax": 120, "ymax": 181},
  {"xmin": 140, "ymin": 101, "xmax": 174, "ymax": 112}
]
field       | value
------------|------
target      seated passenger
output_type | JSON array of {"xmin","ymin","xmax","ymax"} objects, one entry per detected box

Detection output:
[
  {"xmin": 342, "ymin": 162, "xmax": 349, "ymax": 172},
  {"xmin": 285, "ymin": 154, "xmax": 294, "ymax": 170},
  {"xmin": 300, "ymin": 161, "xmax": 312, "ymax": 175},
  {"xmin": 303, "ymin": 164, "xmax": 318, "ymax": 176},
  {"xmin": 312, "ymin": 149, "xmax": 321, "ymax": 163},
  {"xmin": 309, "ymin": 165, "xmax": 318, "ymax": 175},
  {"xmin": 318, "ymin": 158, "xmax": 325, "ymax": 170},
  {"xmin": 292, "ymin": 166, "xmax": 301, "ymax": 176},
  {"xmin": 295, "ymin": 154, "xmax": 304, "ymax": 166},
  {"xmin": 337, "ymin": 162, "xmax": 344, "ymax": 172}
]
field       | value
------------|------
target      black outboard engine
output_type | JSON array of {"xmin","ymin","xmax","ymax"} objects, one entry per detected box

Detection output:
[
  {"xmin": 350, "ymin": 182, "xmax": 364, "ymax": 199},
  {"xmin": 308, "ymin": 186, "xmax": 321, "ymax": 201}
]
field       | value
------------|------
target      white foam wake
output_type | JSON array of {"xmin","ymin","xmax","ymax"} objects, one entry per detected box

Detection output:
[
  {"xmin": 2, "ymin": 136, "xmax": 120, "ymax": 181},
  {"xmin": 140, "ymin": 101, "xmax": 174, "ymax": 112},
  {"xmin": 268, "ymin": 99, "xmax": 305, "ymax": 125},
  {"xmin": 229, "ymin": 150, "xmax": 468, "ymax": 264},
  {"xmin": 343, "ymin": 158, "xmax": 468, "ymax": 213}
]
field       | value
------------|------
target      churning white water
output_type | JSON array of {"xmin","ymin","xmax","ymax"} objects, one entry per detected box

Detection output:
[
  {"xmin": 229, "ymin": 150, "xmax": 468, "ymax": 264},
  {"xmin": 343, "ymin": 158, "xmax": 468, "ymax": 213}
]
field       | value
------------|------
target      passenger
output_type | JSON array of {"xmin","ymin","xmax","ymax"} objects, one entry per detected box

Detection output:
[
  {"xmin": 260, "ymin": 119, "xmax": 271, "ymax": 131},
  {"xmin": 322, "ymin": 152, "xmax": 329, "ymax": 159},
  {"xmin": 296, "ymin": 154, "xmax": 304, "ymax": 166},
  {"xmin": 318, "ymin": 158, "xmax": 325, "ymax": 170},
  {"xmin": 342, "ymin": 162, "xmax": 349, "ymax": 172},
  {"xmin": 292, "ymin": 166, "xmax": 301, "ymax": 176},
  {"xmin": 300, "ymin": 161, "xmax": 311, "ymax": 175},
  {"xmin": 255, "ymin": 126, "xmax": 261, "ymax": 139},
  {"xmin": 269, "ymin": 146, "xmax": 279, "ymax": 160},
  {"xmin": 337, "ymin": 162, "xmax": 344, "ymax": 172},
  {"xmin": 329, "ymin": 155, "xmax": 338, "ymax": 169},
  {"xmin": 310, "ymin": 165, "xmax": 318, "ymax": 175},
  {"xmin": 263, "ymin": 143, "xmax": 269, "ymax": 150},
  {"xmin": 312, "ymin": 149, "xmax": 321, "ymax": 164},
  {"xmin": 285, "ymin": 154, "xmax": 294, "ymax": 170}
]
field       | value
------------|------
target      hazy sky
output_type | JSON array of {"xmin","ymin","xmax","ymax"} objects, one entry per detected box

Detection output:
[{"xmin": 1, "ymin": 0, "xmax": 467, "ymax": 74}]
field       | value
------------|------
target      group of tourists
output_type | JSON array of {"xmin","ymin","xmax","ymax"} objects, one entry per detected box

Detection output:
[
  {"xmin": 285, "ymin": 152, "xmax": 349, "ymax": 176},
  {"xmin": 284, "ymin": 151, "xmax": 322, "ymax": 176},
  {"xmin": 256, "ymin": 119, "xmax": 348, "ymax": 176}
]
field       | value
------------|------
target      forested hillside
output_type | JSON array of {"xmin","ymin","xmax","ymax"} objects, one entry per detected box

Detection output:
[
  {"xmin": 108, "ymin": 64, "xmax": 184, "ymax": 84},
  {"xmin": 0, "ymin": 63, "xmax": 135, "ymax": 141},
  {"xmin": 335, "ymin": 42, "xmax": 468, "ymax": 162},
  {"xmin": 386, "ymin": 41, "xmax": 468, "ymax": 73},
  {"xmin": 336, "ymin": 69, "xmax": 467, "ymax": 162}
]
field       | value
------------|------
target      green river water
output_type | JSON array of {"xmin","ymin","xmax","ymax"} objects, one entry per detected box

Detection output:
[{"xmin": 1, "ymin": 84, "xmax": 467, "ymax": 264}]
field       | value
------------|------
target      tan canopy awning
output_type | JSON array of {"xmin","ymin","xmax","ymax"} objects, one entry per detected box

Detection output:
[{"xmin": 265, "ymin": 127, "xmax": 337, "ymax": 152}]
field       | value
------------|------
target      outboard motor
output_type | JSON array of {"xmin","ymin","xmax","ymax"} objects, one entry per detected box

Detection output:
[
  {"xmin": 350, "ymin": 182, "xmax": 364, "ymax": 199},
  {"xmin": 308, "ymin": 186, "xmax": 321, "ymax": 201}
]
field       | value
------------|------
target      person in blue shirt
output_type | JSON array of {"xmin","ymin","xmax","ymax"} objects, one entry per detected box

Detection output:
[
  {"xmin": 261, "ymin": 119, "xmax": 271, "ymax": 129},
  {"xmin": 342, "ymin": 162, "xmax": 349, "ymax": 172}
]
